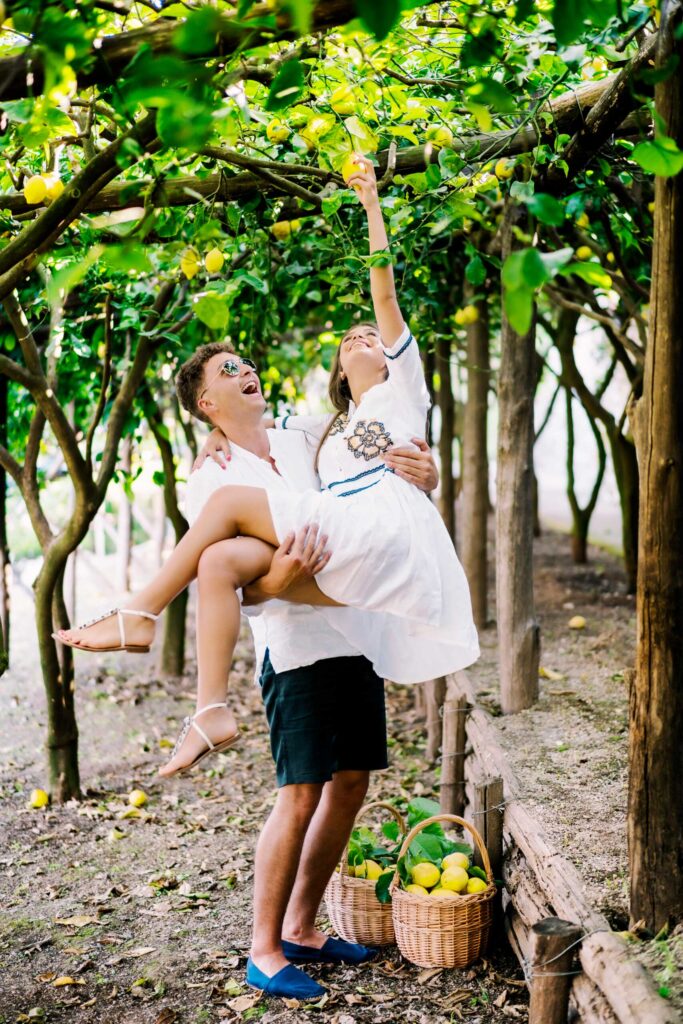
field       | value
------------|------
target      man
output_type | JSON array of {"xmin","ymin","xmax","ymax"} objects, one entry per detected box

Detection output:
[{"xmin": 174, "ymin": 341, "xmax": 438, "ymax": 1000}]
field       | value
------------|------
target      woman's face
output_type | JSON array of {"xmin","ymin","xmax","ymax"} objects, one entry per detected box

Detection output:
[{"xmin": 339, "ymin": 325, "xmax": 386, "ymax": 380}]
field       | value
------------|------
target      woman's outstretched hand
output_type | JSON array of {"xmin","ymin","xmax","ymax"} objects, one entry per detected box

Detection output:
[
  {"xmin": 382, "ymin": 438, "xmax": 439, "ymax": 493},
  {"xmin": 346, "ymin": 158, "xmax": 379, "ymax": 210},
  {"xmin": 193, "ymin": 428, "xmax": 231, "ymax": 471}
]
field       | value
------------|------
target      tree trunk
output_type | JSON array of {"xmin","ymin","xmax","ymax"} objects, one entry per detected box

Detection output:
[
  {"xmin": 0, "ymin": 373, "xmax": 9, "ymax": 673},
  {"xmin": 424, "ymin": 344, "xmax": 436, "ymax": 448},
  {"xmin": 117, "ymin": 436, "xmax": 133, "ymax": 591},
  {"xmin": 437, "ymin": 334, "xmax": 455, "ymax": 541},
  {"xmin": 461, "ymin": 285, "xmax": 490, "ymax": 629},
  {"xmin": 626, "ymin": 0, "xmax": 683, "ymax": 933},
  {"xmin": 496, "ymin": 204, "xmax": 541, "ymax": 714},
  {"xmin": 611, "ymin": 434, "xmax": 639, "ymax": 592},
  {"xmin": 424, "ymin": 676, "xmax": 447, "ymax": 762},
  {"xmin": 565, "ymin": 387, "xmax": 607, "ymax": 565}
]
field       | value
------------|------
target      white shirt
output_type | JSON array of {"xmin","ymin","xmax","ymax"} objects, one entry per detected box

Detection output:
[{"xmin": 185, "ymin": 427, "xmax": 359, "ymax": 677}]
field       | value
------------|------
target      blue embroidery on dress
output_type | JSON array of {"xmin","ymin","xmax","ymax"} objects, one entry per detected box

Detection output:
[
  {"xmin": 384, "ymin": 332, "xmax": 414, "ymax": 360},
  {"xmin": 281, "ymin": 414, "xmax": 291, "ymax": 429},
  {"xmin": 337, "ymin": 477, "xmax": 385, "ymax": 498},
  {"xmin": 327, "ymin": 464, "xmax": 386, "ymax": 491}
]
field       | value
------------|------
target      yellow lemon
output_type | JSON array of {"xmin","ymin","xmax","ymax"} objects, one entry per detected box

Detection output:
[
  {"xmin": 466, "ymin": 877, "xmax": 488, "ymax": 894},
  {"xmin": 425, "ymin": 125, "xmax": 454, "ymax": 149},
  {"xmin": 24, "ymin": 175, "xmax": 48, "ymax": 205},
  {"xmin": 266, "ymin": 118, "xmax": 290, "ymax": 143},
  {"xmin": 180, "ymin": 247, "xmax": 200, "ymax": 279},
  {"xmin": 494, "ymin": 158, "xmax": 513, "ymax": 180},
  {"xmin": 442, "ymin": 851, "xmax": 470, "ymax": 871},
  {"xmin": 575, "ymin": 246, "xmax": 593, "ymax": 260},
  {"xmin": 29, "ymin": 788, "xmax": 49, "ymax": 809},
  {"xmin": 648, "ymin": 201, "xmax": 655, "ymax": 213},
  {"xmin": 576, "ymin": 212, "xmax": 590, "ymax": 229},
  {"xmin": 330, "ymin": 83, "xmax": 356, "ymax": 115},
  {"xmin": 606, "ymin": 251, "xmax": 616, "ymax": 264},
  {"xmin": 353, "ymin": 860, "xmax": 367, "ymax": 878},
  {"xmin": 128, "ymin": 789, "xmax": 147, "ymax": 808},
  {"xmin": 454, "ymin": 305, "xmax": 479, "ymax": 326},
  {"xmin": 404, "ymin": 883, "xmax": 429, "ymax": 896},
  {"xmin": 204, "ymin": 248, "xmax": 224, "ymax": 274},
  {"xmin": 341, "ymin": 152, "xmax": 367, "ymax": 184},
  {"xmin": 45, "ymin": 176, "xmax": 64, "ymax": 201},
  {"xmin": 270, "ymin": 220, "xmax": 301, "ymax": 240},
  {"xmin": 364, "ymin": 859, "xmax": 383, "ymax": 880},
  {"xmin": 569, "ymin": 615, "xmax": 586, "ymax": 629},
  {"xmin": 301, "ymin": 115, "xmax": 331, "ymax": 150},
  {"xmin": 430, "ymin": 887, "xmax": 459, "ymax": 898},
  {"xmin": 410, "ymin": 862, "xmax": 441, "ymax": 889},
  {"xmin": 441, "ymin": 866, "xmax": 469, "ymax": 892}
]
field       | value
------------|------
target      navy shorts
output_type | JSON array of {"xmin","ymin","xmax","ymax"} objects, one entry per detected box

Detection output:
[{"xmin": 259, "ymin": 651, "xmax": 388, "ymax": 787}]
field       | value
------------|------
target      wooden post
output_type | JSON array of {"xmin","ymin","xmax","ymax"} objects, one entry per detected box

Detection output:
[
  {"xmin": 440, "ymin": 694, "xmax": 469, "ymax": 816},
  {"xmin": 425, "ymin": 676, "xmax": 447, "ymax": 763},
  {"xmin": 529, "ymin": 917, "xmax": 582, "ymax": 1024},
  {"xmin": 472, "ymin": 776, "xmax": 504, "ymax": 878}
]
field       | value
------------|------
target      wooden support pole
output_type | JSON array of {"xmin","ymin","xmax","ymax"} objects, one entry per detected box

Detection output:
[
  {"xmin": 440, "ymin": 694, "xmax": 469, "ymax": 816},
  {"xmin": 472, "ymin": 775, "xmax": 504, "ymax": 878},
  {"xmin": 529, "ymin": 917, "xmax": 583, "ymax": 1024}
]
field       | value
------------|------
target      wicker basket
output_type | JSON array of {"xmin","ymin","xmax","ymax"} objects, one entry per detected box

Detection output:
[
  {"xmin": 390, "ymin": 813, "xmax": 496, "ymax": 968},
  {"xmin": 325, "ymin": 801, "xmax": 406, "ymax": 947}
]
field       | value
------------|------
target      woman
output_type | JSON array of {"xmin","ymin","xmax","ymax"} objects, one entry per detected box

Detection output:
[{"xmin": 56, "ymin": 160, "xmax": 480, "ymax": 773}]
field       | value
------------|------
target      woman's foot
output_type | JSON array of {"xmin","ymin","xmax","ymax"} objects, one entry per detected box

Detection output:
[
  {"xmin": 55, "ymin": 608, "xmax": 157, "ymax": 652},
  {"xmin": 158, "ymin": 703, "xmax": 239, "ymax": 777}
]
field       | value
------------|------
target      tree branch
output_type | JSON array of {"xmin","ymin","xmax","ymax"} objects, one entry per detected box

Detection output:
[{"xmin": 85, "ymin": 293, "xmax": 113, "ymax": 470}]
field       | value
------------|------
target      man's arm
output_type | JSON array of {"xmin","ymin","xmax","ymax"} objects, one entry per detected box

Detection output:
[{"xmin": 382, "ymin": 439, "xmax": 439, "ymax": 492}]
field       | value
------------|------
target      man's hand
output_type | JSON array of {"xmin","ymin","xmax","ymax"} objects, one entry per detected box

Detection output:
[
  {"xmin": 382, "ymin": 438, "xmax": 439, "ymax": 492},
  {"xmin": 242, "ymin": 524, "xmax": 331, "ymax": 604},
  {"xmin": 193, "ymin": 428, "xmax": 231, "ymax": 472}
]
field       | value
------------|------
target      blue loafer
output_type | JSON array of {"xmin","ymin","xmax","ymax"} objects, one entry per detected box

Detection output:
[
  {"xmin": 281, "ymin": 936, "xmax": 378, "ymax": 965},
  {"xmin": 245, "ymin": 957, "xmax": 326, "ymax": 1000}
]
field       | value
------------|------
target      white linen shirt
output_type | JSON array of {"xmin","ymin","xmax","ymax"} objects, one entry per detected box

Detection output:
[{"xmin": 184, "ymin": 427, "xmax": 359, "ymax": 677}]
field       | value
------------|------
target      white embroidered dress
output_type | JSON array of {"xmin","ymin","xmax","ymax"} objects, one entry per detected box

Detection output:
[{"xmin": 265, "ymin": 322, "xmax": 480, "ymax": 684}]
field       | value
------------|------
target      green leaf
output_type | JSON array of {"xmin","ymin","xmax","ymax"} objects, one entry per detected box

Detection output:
[
  {"xmin": 468, "ymin": 865, "xmax": 488, "ymax": 882},
  {"xmin": 408, "ymin": 833, "xmax": 443, "ymax": 864},
  {"xmin": 281, "ymin": 0, "xmax": 312, "ymax": 35},
  {"xmin": 193, "ymin": 292, "xmax": 231, "ymax": 331},
  {"xmin": 526, "ymin": 193, "xmax": 566, "ymax": 226},
  {"xmin": 538, "ymin": 247, "xmax": 575, "ymax": 277},
  {"xmin": 265, "ymin": 60, "xmax": 305, "ymax": 112},
  {"xmin": 504, "ymin": 286, "xmax": 534, "ymax": 335},
  {"xmin": 502, "ymin": 248, "xmax": 546, "ymax": 290},
  {"xmin": 157, "ymin": 100, "xmax": 213, "ymax": 149},
  {"xmin": 101, "ymin": 245, "xmax": 152, "ymax": 274},
  {"xmin": 321, "ymin": 191, "xmax": 344, "ymax": 218},
  {"xmin": 173, "ymin": 7, "xmax": 224, "ymax": 55},
  {"xmin": 381, "ymin": 820, "xmax": 400, "ymax": 841},
  {"xmin": 632, "ymin": 136, "xmax": 683, "ymax": 178},
  {"xmin": 355, "ymin": 0, "xmax": 402, "ymax": 40},
  {"xmin": 467, "ymin": 77, "xmax": 516, "ymax": 114},
  {"xmin": 514, "ymin": 0, "xmax": 535, "ymax": 22},
  {"xmin": 561, "ymin": 261, "xmax": 612, "ymax": 289},
  {"xmin": 375, "ymin": 870, "xmax": 394, "ymax": 904},
  {"xmin": 552, "ymin": 0, "xmax": 588, "ymax": 46},
  {"xmin": 465, "ymin": 254, "xmax": 486, "ymax": 285}
]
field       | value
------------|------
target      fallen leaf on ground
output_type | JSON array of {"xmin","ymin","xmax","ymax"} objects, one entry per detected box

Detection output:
[
  {"xmin": 416, "ymin": 967, "xmax": 442, "ymax": 984},
  {"xmin": 227, "ymin": 993, "xmax": 261, "ymax": 1011},
  {"xmin": 154, "ymin": 1010, "xmax": 178, "ymax": 1024},
  {"xmin": 55, "ymin": 916, "xmax": 99, "ymax": 928},
  {"xmin": 121, "ymin": 946, "xmax": 156, "ymax": 958},
  {"xmin": 52, "ymin": 977, "xmax": 86, "ymax": 987}
]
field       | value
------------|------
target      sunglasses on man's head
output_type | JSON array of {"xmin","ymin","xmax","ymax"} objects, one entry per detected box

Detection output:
[{"xmin": 200, "ymin": 356, "xmax": 258, "ymax": 400}]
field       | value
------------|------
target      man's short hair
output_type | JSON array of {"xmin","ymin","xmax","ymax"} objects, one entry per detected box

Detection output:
[{"xmin": 176, "ymin": 341, "xmax": 236, "ymax": 423}]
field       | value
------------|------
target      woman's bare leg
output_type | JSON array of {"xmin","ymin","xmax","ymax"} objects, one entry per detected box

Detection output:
[{"xmin": 158, "ymin": 537, "xmax": 274, "ymax": 777}]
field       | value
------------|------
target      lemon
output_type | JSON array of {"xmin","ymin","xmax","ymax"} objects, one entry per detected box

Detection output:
[
  {"xmin": 606, "ymin": 252, "xmax": 616, "ymax": 264},
  {"xmin": 442, "ymin": 851, "xmax": 470, "ymax": 871},
  {"xmin": 404, "ymin": 883, "xmax": 429, "ymax": 896},
  {"xmin": 180, "ymin": 247, "xmax": 200, "ymax": 279},
  {"xmin": 494, "ymin": 158, "xmax": 513, "ymax": 180},
  {"xmin": 364, "ymin": 859, "xmax": 383, "ymax": 880},
  {"xmin": 301, "ymin": 115, "xmax": 332, "ymax": 150},
  {"xmin": 24, "ymin": 175, "xmax": 47, "ymax": 205},
  {"xmin": 270, "ymin": 220, "xmax": 301, "ymax": 240},
  {"xmin": 128, "ymin": 789, "xmax": 147, "ymax": 807},
  {"xmin": 575, "ymin": 246, "xmax": 593, "ymax": 260},
  {"xmin": 441, "ymin": 866, "xmax": 469, "ymax": 892},
  {"xmin": 569, "ymin": 615, "xmax": 586, "ymax": 629},
  {"xmin": 341, "ymin": 152, "xmax": 367, "ymax": 184},
  {"xmin": 466, "ymin": 877, "xmax": 488, "ymax": 894},
  {"xmin": 410, "ymin": 862, "xmax": 441, "ymax": 889},
  {"xmin": 204, "ymin": 248, "xmax": 224, "ymax": 274},
  {"xmin": 648, "ymin": 201, "xmax": 655, "ymax": 214},
  {"xmin": 45, "ymin": 177, "xmax": 64, "ymax": 201},
  {"xmin": 425, "ymin": 125, "xmax": 453, "ymax": 149},
  {"xmin": 29, "ymin": 788, "xmax": 49, "ymax": 809},
  {"xmin": 454, "ymin": 305, "xmax": 479, "ymax": 326},
  {"xmin": 330, "ymin": 83, "xmax": 356, "ymax": 115},
  {"xmin": 430, "ymin": 887, "xmax": 459, "ymax": 898},
  {"xmin": 266, "ymin": 118, "xmax": 289, "ymax": 143},
  {"xmin": 576, "ymin": 212, "xmax": 590, "ymax": 229}
]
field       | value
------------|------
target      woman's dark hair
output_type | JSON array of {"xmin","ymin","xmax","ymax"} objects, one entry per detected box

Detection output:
[{"xmin": 314, "ymin": 322, "xmax": 383, "ymax": 469}]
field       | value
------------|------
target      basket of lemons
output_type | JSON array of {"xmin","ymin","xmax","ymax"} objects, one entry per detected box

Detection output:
[
  {"xmin": 389, "ymin": 813, "xmax": 496, "ymax": 968},
  {"xmin": 325, "ymin": 800, "xmax": 406, "ymax": 946}
]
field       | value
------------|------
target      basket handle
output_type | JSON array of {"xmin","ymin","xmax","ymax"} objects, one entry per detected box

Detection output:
[
  {"xmin": 339, "ymin": 800, "xmax": 407, "ymax": 881},
  {"xmin": 388, "ymin": 813, "xmax": 494, "ymax": 893}
]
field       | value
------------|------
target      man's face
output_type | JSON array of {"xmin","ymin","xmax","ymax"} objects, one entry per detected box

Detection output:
[{"xmin": 197, "ymin": 353, "xmax": 266, "ymax": 423}]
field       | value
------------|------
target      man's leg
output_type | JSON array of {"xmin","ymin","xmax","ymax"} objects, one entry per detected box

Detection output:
[
  {"xmin": 282, "ymin": 770, "xmax": 369, "ymax": 947},
  {"xmin": 250, "ymin": 782, "xmax": 323, "ymax": 975}
]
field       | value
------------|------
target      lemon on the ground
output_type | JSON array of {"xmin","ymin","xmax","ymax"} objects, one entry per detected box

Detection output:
[
  {"xmin": 341, "ymin": 152, "xmax": 367, "ymax": 184},
  {"xmin": 180, "ymin": 248, "xmax": 200, "ymax": 279},
  {"xmin": 29, "ymin": 788, "xmax": 49, "ymax": 809},
  {"xmin": 204, "ymin": 248, "xmax": 224, "ymax": 274},
  {"xmin": 441, "ymin": 866, "xmax": 469, "ymax": 892},
  {"xmin": 330, "ymin": 83, "xmax": 356, "ymax": 115},
  {"xmin": 410, "ymin": 862, "xmax": 441, "ymax": 889},
  {"xmin": 466, "ymin": 877, "xmax": 488, "ymax": 894},
  {"xmin": 569, "ymin": 615, "xmax": 586, "ymax": 629},
  {"xmin": 128, "ymin": 789, "xmax": 147, "ymax": 807},
  {"xmin": 575, "ymin": 246, "xmax": 593, "ymax": 260},
  {"xmin": 404, "ymin": 883, "xmax": 429, "ymax": 896},
  {"xmin": 266, "ymin": 118, "xmax": 289, "ymax": 143},
  {"xmin": 24, "ymin": 175, "xmax": 47, "ymax": 205},
  {"xmin": 425, "ymin": 125, "xmax": 453, "ymax": 149},
  {"xmin": 442, "ymin": 851, "xmax": 470, "ymax": 871}
]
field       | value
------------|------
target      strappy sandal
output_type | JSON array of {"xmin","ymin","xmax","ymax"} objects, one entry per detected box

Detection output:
[
  {"xmin": 52, "ymin": 608, "xmax": 159, "ymax": 653},
  {"xmin": 161, "ymin": 702, "xmax": 240, "ymax": 778}
]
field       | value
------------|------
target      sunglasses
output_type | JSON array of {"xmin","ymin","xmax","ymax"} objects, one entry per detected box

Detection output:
[{"xmin": 200, "ymin": 357, "xmax": 258, "ymax": 399}]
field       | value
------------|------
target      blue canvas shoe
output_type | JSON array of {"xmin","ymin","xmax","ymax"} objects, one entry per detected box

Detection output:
[
  {"xmin": 245, "ymin": 957, "xmax": 326, "ymax": 1000},
  {"xmin": 281, "ymin": 936, "xmax": 378, "ymax": 965}
]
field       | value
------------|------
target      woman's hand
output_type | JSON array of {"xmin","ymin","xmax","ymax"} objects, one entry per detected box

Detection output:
[
  {"xmin": 192, "ymin": 427, "xmax": 231, "ymax": 472},
  {"xmin": 243, "ymin": 524, "xmax": 331, "ymax": 603},
  {"xmin": 382, "ymin": 439, "xmax": 439, "ymax": 492},
  {"xmin": 347, "ymin": 159, "xmax": 379, "ymax": 210}
]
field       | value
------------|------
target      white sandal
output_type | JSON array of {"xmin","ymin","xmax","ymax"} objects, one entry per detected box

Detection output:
[
  {"xmin": 52, "ymin": 608, "xmax": 158, "ymax": 653},
  {"xmin": 161, "ymin": 702, "xmax": 240, "ymax": 778}
]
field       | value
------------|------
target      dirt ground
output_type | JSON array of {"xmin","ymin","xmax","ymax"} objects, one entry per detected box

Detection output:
[{"xmin": 1, "ymin": 526, "xmax": 680, "ymax": 1024}]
